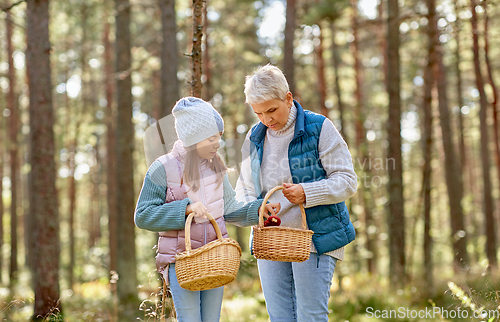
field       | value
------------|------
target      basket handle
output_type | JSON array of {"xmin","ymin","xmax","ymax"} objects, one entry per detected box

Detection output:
[
  {"xmin": 258, "ymin": 185, "xmax": 308, "ymax": 230},
  {"xmin": 184, "ymin": 211, "xmax": 223, "ymax": 252}
]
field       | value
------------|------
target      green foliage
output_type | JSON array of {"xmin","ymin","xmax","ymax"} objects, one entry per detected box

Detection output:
[
  {"xmin": 327, "ymin": 272, "xmax": 500, "ymax": 321},
  {"xmin": 31, "ymin": 313, "xmax": 64, "ymax": 322},
  {"xmin": 2, "ymin": 269, "xmax": 498, "ymax": 321},
  {"xmin": 302, "ymin": 0, "xmax": 350, "ymax": 25}
]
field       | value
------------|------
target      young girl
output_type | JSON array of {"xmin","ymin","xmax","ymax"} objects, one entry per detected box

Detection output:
[{"xmin": 134, "ymin": 97, "xmax": 279, "ymax": 322}]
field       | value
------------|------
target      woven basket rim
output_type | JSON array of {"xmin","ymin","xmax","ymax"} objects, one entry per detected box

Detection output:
[
  {"xmin": 175, "ymin": 238, "xmax": 242, "ymax": 261},
  {"xmin": 253, "ymin": 225, "xmax": 314, "ymax": 234}
]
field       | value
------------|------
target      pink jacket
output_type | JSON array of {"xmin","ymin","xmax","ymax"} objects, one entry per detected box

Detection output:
[{"xmin": 155, "ymin": 141, "xmax": 228, "ymax": 276}]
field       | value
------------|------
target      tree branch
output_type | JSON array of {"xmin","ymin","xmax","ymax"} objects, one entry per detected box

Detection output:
[{"xmin": 1, "ymin": 0, "xmax": 26, "ymax": 12}]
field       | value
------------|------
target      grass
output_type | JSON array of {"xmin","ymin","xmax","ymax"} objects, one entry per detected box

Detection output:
[{"xmin": 1, "ymin": 261, "xmax": 499, "ymax": 321}]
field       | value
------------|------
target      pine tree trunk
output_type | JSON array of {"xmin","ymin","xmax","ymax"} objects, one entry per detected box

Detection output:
[
  {"xmin": 453, "ymin": 11, "xmax": 473, "ymax": 262},
  {"xmin": 284, "ymin": 0, "xmax": 296, "ymax": 95},
  {"xmin": 7, "ymin": 4, "xmax": 19, "ymax": 286},
  {"xmin": 115, "ymin": 0, "xmax": 139, "ymax": 314},
  {"xmin": 482, "ymin": 3, "xmax": 500, "ymax": 249},
  {"xmin": 466, "ymin": 135, "xmax": 481, "ymax": 261},
  {"xmin": 68, "ymin": 161, "xmax": 76, "ymax": 287},
  {"xmin": 0, "ymin": 94, "xmax": 3, "ymax": 284},
  {"xmin": 80, "ymin": 3, "xmax": 98, "ymax": 249},
  {"xmin": 160, "ymin": 0, "xmax": 180, "ymax": 115},
  {"xmin": 81, "ymin": 0, "xmax": 92, "ymax": 252},
  {"xmin": 203, "ymin": 1, "xmax": 212, "ymax": 101},
  {"xmin": 330, "ymin": 21, "xmax": 346, "ymax": 142},
  {"xmin": 103, "ymin": 17, "xmax": 118, "ymax": 275},
  {"xmin": 27, "ymin": 0, "xmax": 62, "ymax": 318},
  {"xmin": 68, "ymin": 130, "xmax": 78, "ymax": 289},
  {"xmin": 427, "ymin": 0, "xmax": 469, "ymax": 270},
  {"xmin": 351, "ymin": 0, "xmax": 376, "ymax": 274},
  {"xmin": 351, "ymin": 0, "xmax": 363, "ymax": 149},
  {"xmin": 378, "ymin": 0, "xmax": 387, "ymax": 88},
  {"xmin": 315, "ymin": 26, "xmax": 327, "ymax": 116},
  {"xmin": 453, "ymin": 5, "xmax": 466, "ymax": 174},
  {"xmin": 471, "ymin": 0, "xmax": 497, "ymax": 271},
  {"xmin": 92, "ymin": 139, "xmax": 101, "ymax": 245},
  {"xmin": 386, "ymin": 0, "xmax": 405, "ymax": 288},
  {"xmin": 60, "ymin": 21, "xmax": 77, "ymax": 288},
  {"xmin": 421, "ymin": 33, "xmax": 435, "ymax": 295},
  {"xmin": 191, "ymin": 0, "xmax": 203, "ymax": 98},
  {"xmin": 24, "ymin": 18, "xmax": 35, "ymax": 278}
]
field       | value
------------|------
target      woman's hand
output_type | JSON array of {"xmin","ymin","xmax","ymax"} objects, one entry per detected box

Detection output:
[
  {"xmin": 263, "ymin": 202, "xmax": 281, "ymax": 219},
  {"xmin": 186, "ymin": 202, "xmax": 207, "ymax": 219},
  {"xmin": 282, "ymin": 183, "xmax": 306, "ymax": 204}
]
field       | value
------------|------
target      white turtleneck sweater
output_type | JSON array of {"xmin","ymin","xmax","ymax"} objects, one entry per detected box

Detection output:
[{"xmin": 236, "ymin": 104, "xmax": 358, "ymax": 260}]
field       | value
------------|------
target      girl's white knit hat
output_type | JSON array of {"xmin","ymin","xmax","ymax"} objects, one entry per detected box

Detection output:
[{"xmin": 172, "ymin": 97, "xmax": 224, "ymax": 147}]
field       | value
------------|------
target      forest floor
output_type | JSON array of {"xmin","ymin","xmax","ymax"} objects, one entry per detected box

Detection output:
[{"xmin": 1, "ymin": 261, "xmax": 499, "ymax": 321}]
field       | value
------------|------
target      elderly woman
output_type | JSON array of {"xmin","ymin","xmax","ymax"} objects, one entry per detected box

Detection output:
[{"xmin": 235, "ymin": 64, "xmax": 358, "ymax": 321}]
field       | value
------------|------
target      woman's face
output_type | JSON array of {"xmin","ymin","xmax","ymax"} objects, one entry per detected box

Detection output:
[
  {"xmin": 250, "ymin": 92, "xmax": 293, "ymax": 131},
  {"xmin": 196, "ymin": 132, "xmax": 222, "ymax": 160}
]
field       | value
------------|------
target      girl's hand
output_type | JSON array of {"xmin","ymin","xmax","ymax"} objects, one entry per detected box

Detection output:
[
  {"xmin": 282, "ymin": 183, "xmax": 306, "ymax": 204},
  {"xmin": 186, "ymin": 202, "xmax": 207, "ymax": 219},
  {"xmin": 263, "ymin": 202, "xmax": 281, "ymax": 219}
]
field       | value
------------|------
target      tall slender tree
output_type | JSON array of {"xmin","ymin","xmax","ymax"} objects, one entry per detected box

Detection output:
[
  {"xmin": 378, "ymin": 0, "xmax": 387, "ymax": 87},
  {"xmin": 203, "ymin": 1, "xmax": 212, "ymax": 101},
  {"xmin": 428, "ymin": 0, "xmax": 469, "ymax": 270},
  {"xmin": 351, "ymin": 0, "xmax": 377, "ymax": 274},
  {"xmin": 89, "ymin": 135, "xmax": 101, "ymax": 247},
  {"xmin": 115, "ymin": 0, "xmax": 139, "ymax": 314},
  {"xmin": 304, "ymin": 0, "xmax": 348, "ymax": 116},
  {"xmin": 65, "ymin": 75, "xmax": 81, "ymax": 287},
  {"xmin": 453, "ymin": 3, "xmax": 466, "ymax": 174},
  {"xmin": 191, "ymin": 0, "xmax": 204, "ymax": 97},
  {"xmin": 67, "ymin": 130, "xmax": 78, "ymax": 288},
  {"xmin": 160, "ymin": 0, "xmax": 180, "ymax": 115},
  {"xmin": 315, "ymin": 25, "xmax": 327, "ymax": 115},
  {"xmin": 284, "ymin": 0, "xmax": 296, "ymax": 94},
  {"xmin": 330, "ymin": 21, "xmax": 346, "ymax": 141},
  {"xmin": 470, "ymin": 0, "xmax": 497, "ymax": 271},
  {"xmin": 421, "ymin": 20, "xmax": 436, "ymax": 294},
  {"xmin": 26, "ymin": 0, "xmax": 62, "ymax": 318},
  {"xmin": 0, "ymin": 84, "xmax": 3, "ymax": 285},
  {"xmin": 103, "ymin": 11, "xmax": 118, "ymax": 275},
  {"xmin": 6, "ymin": 2, "xmax": 19, "ymax": 286},
  {"xmin": 60, "ymin": 7, "xmax": 79, "ymax": 288},
  {"xmin": 23, "ymin": 10, "xmax": 34, "ymax": 276},
  {"xmin": 482, "ymin": 1, "xmax": 500, "ymax": 217},
  {"xmin": 351, "ymin": 0, "xmax": 363, "ymax": 150},
  {"xmin": 453, "ymin": 1, "xmax": 480, "ymax": 262},
  {"xmin": 386, "ymin": 0, "xmax": 405, "ymax": 288}
]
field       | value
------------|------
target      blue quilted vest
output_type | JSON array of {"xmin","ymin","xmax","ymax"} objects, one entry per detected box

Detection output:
[{"xmin": 249, "ymin": 100, "xmax": 356, "ymax": 255}]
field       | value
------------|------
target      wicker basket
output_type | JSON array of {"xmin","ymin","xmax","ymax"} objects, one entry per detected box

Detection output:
[
  {"xmin": 253, "ymin": 186, "xmax": 314, "ymax": 262},
  {"xmin": 175, "ymin": 212, "xmax": 242, "ymax": 291}
]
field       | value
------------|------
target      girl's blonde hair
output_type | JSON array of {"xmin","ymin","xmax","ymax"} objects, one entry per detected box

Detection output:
[
  {"xmin": 182, "ymin": 145, "xmax": 227, "ymax": 192},
  {"xmin": 244, "ymin": 64, "xmax": 289, "ymax": 105}
]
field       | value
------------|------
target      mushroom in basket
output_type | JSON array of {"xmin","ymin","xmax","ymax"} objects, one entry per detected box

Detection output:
[{"xmin": 264, "ymin": 216, "xmax": 281, "ymax": 227}]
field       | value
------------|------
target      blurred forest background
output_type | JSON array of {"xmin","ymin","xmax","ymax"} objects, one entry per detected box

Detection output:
[{"xmin": 0, "ymin": 0, "xmax": 499, "ymax": 321}]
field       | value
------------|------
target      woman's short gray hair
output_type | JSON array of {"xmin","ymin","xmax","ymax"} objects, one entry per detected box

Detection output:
[{"xmin": 244, "ymin": 64, "xmax": 289, "ymax": 104}]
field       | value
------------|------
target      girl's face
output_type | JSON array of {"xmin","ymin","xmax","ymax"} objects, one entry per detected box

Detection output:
[
  {"xmin": 196, "ymin": 132, "xmax": 222, "ymax": 160},
  {"xmin": 250, "ymin": 92, "xmax": 293, "ymax": 131}
]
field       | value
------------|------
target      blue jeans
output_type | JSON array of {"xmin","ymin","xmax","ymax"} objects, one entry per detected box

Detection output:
[
  {"xmin": 257, "ymin": 253, "xmax": 337, "ymax": 322},
  {"xmin": 168, "ymin": 264, "xmax": 224, "ymax": 322}
]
